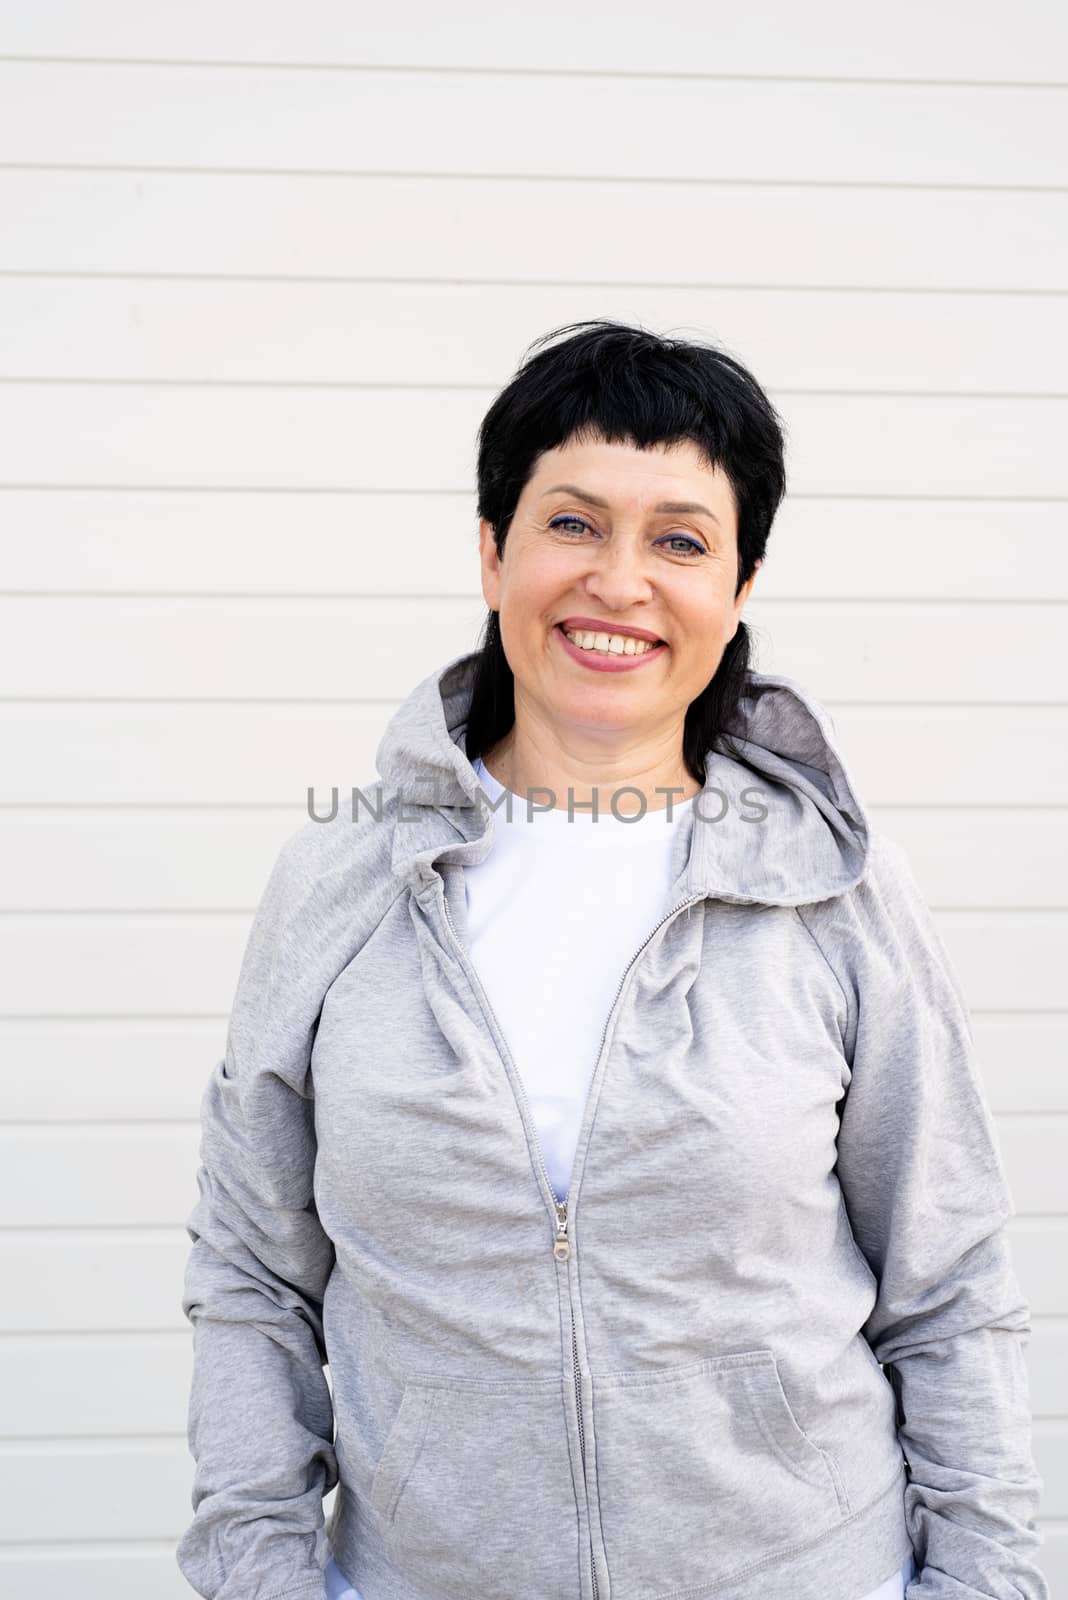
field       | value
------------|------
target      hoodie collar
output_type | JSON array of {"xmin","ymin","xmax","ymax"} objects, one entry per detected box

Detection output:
[{"xmin": 375, "ymin": 649, "xmax": 870, "ymax": 908}]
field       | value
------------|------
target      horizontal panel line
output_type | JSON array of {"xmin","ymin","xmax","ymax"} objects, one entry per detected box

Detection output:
[
  {"xmin": 0, "ymin": 802, "xmax": 317, "ymax": 811},
  {"xmin": 2, "ymin": 592, "xmax": 1066, "ymax": 605},
  {"xmin": 2, "ymin": 55, "xmax": 1067, "ymax": 92},
  {"xmin": 2, "ymin": 485, "xmax": 1068, "ymax": 502},
  {"xmin": 3, "ymin": 377, "xmax": 1068, "ymax": 400},
  {"xmin": 0, "ymin": 1537, "xmax": 186, "ymax": 1552},
  {"xmin": 0, "ymin": 1014, "xmax": 229, "ymax": 1022},
  {"xmin": 3, "ymin": 697, "xmax": 1068, "ymax": 709},
  {"xmin": 0, "ymin": 1331, "xmax": 1062, "ymax": 1354},
  {"xmin": 0, "ymin": 1317, "xmax": 1047, "ymax": 1336},
  {"xmin": 5, "ymin": 1111, "xmax": 1064, "ymax": 1130},
  {"xmin": 988, "ymin": 1114, "xmax": 1068, "ymax": 1125},
  {"xmin": 0, "ymin": 1527, "xmax": 195, "ymax": 1543},
  {"xmin": 0, "ymin": 1225, "xmax": 190, "ymax": 1235},
  {"xmin": 0, "ymin": 1430, "xmax": 187, "ymax": 1445},
  {"xmin": 0, "ymin": 1014, "xmax": 225, "ymax": 1025},
  {"xmin": 1, "ymin": 1011, "xmax": 1065, "ymax": 1024},
  {"xmin": 8, "ymin": 1214, "xmax": 1068, "ymax": 1235},
  {"xmin": 0, "ymin": 1528, "xmax": 1026, "ymax": 1550},
  {"xmin": 30, "ymin": 1429, "xmax": 1068, "ymax": 1456},
  {"xmin": 1, "ymin": 269, "xmax": 1066, "ymax": 298},
  {"xmin": 42, "ymin": 1440, "xmax": 1068, "ymax": 1476},
  {"xmin": 0, "ymin": 1330, "xmax": 190, "ymax": 1342},
  {"xmin": 3, "ymin": 905, "xmax": 1066, "ymax": 916},
  {"xmin": 5, "ymin": 160, "xmax": 1068, "ymax": 196},
  {"xmin": 0, "ymin": 801, "xmax": 1064, "ymax": 814},
  {"xmin": 29, "ymin": 1431, "xmax": 1068, "ymax": 1468},
  {"xmin": 2, "ymin": 1120, "xmax": 202, "ymax": 1128}
]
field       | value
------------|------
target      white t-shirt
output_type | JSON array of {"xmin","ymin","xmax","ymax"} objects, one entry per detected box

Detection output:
[
  {"xmin": 463, "ymin": 753, "xmax": 695, "ymax": 1200},
  {"xmin": 325, "ymin": 754, "xmax": 914, "ymax": 1600}
]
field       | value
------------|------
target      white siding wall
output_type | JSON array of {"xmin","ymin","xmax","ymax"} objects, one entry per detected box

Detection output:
[{"xmin": 0, "ymin": 4, "xmax": 1065, "ymax": 1594}]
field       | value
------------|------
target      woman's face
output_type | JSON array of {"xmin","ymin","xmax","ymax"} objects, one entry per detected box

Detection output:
[{"xmin": 478, "ymin": 432, "xmax": 761, "ymax": 745}]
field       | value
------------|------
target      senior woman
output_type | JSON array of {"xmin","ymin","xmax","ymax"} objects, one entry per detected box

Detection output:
[{"xmin": 177, "ymin": 322, "xmax": 1047, "ymax": 1600}]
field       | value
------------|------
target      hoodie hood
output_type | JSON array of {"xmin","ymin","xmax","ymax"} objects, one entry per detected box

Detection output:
[{"xmin": 374, "ymin": 648, "xmax": 871, "ymax": 907}]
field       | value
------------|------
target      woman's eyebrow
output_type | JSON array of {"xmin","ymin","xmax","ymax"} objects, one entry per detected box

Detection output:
[{"xmin": 540, "ymin": 483, "xmax": 721, "ymax": 527}]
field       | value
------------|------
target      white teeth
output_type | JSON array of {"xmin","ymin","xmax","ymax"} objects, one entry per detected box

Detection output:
[{"xmin": 563, "ymin": 627, "xmax": 660, "ymax": 656}]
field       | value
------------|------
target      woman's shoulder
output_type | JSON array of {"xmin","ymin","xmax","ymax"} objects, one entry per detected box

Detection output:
[
  {"xmin": 796, "ymin": 824, "xmax": 968, "ymax": 1021},
  {"xmin": 259, "ymin": 774, "xmax": 406, "ymax": 939},
  {"xmin": 847, "ymin": 826, "xmax": 939, "ymax": 942},
  {"xmin": 799, "ymin": 825, "xmax": 925, "ymax": 924}
]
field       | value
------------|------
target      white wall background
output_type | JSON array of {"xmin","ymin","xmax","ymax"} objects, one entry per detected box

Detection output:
[{"xmin": 0, "ymin": 3, "xmax": 1065, "ymax": 1595}]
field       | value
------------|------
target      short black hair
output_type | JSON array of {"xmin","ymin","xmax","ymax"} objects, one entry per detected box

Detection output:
[{"xmin": 465, "ymin": 319, "xmax": 788, "ymax": 785}]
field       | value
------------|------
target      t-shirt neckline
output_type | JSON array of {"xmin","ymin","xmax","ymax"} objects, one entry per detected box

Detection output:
[{"xmin": 470, "ymin": 755, "xmax": 694, "ymax": 844}]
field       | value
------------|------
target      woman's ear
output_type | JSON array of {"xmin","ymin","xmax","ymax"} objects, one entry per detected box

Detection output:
[
  {"xmin": 737, "ymin": 558, "xmax": 762, "ymax": 610},
  {"xmin": 478, "ymin": 518, "xmax": 504, "ymax": 611}
]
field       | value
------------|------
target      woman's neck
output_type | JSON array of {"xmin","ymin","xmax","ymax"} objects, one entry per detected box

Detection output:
[{"xmin": 480, "ymin": 726, "xmax": 701, "ymax": 817}]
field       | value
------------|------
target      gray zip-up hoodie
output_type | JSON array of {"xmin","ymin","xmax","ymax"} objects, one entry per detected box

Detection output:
[{"xmin": 177, "ymin": 648, "xmax": 1047, "ymax": 1600}]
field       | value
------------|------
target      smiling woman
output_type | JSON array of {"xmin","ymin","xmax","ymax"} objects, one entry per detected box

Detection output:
[
  {"xmin": 178, "ymin": 321, "xmax": 1048, "ymax": 1600},
  {"xmin": 474, "ymin": 431, "xmax": 758, "ymax": 808},
  {"xmin": 462, "ymin": 323, "xmax": 785, "ymax": 815}
]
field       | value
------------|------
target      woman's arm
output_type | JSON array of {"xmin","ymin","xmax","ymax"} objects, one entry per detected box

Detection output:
[
  {"xmin": 804, "ymin": 831, "xmax": 1049, "ymax": 1600},
  {"xmin": 176, "ymin": 831, "xmax": 337, "ymax": 1600}
]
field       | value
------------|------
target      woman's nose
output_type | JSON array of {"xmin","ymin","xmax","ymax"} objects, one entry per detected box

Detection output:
[{"xmin": 580, "ymin": 542, "xmax": 655, "ymax": 607}]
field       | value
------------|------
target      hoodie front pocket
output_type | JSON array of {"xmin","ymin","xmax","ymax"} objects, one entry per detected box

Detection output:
[
  {"xmin": 592, "ymin": 1349, "xmax": 848, "ymax": 1599},
  {"xmin": 367, "ymin": 1371, "xmax": 579, "ymax": 1600}
]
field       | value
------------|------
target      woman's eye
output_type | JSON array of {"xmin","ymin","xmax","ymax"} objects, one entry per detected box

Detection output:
[
  {"xmin": 548, "ymin": 517, "xmax": 704, "ymax": 557},
  {"xmin": 658, "ymin": 536, "xmax": 705, "ymax": 557}
]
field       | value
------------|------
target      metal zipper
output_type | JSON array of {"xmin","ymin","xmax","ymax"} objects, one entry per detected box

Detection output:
[
  {"xmin": 437, "ymin": 874, "xmax": 705, "ymax": 1600},
  {"xmin": 571, "ymin": 1290, "xmax": 594, "ymax": 1598}
]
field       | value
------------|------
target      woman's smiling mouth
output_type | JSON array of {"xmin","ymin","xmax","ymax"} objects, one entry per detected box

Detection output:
[{"xmin": 555, "ymin": 622, "xmax": 668, "ymax": 672}]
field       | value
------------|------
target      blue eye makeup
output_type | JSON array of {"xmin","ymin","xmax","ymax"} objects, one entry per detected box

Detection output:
[{"xmin": 548, "ymin": 515, "xmax": 705, "ymax": 556}]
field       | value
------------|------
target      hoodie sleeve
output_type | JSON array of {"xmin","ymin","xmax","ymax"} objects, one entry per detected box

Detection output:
[
  {"xmin": 176, "ymin": 829, "xmax": 337, "ymax": 1600},
  {"xmin": 826, "ymin": 832, "xmax": 1048, "ymax": 1600}
]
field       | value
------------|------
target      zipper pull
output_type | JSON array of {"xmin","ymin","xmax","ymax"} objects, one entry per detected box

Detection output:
[{"xmin": 553, "ymin": 1201, "xmax": 571, "ymax": 1262}]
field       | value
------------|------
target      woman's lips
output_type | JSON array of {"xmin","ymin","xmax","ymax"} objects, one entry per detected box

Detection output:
[{"xmin": 554, "ymin": 623, "xmax": 668, "ymax": 673}]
